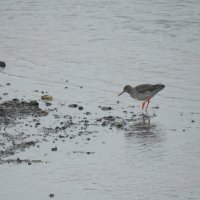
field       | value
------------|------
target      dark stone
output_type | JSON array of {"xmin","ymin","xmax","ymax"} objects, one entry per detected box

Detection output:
[
  {"xmin": 16, "ymin": 158, "xmax": 22, "ymax": 163},
  {"xmin": 49, "ymin": 194, "xmax": 54, "ymax": 198},
  {"xmin": 12, "ymin": 98, "xmax": 19, "ymax": 102},
  {"xmin": 191, "ymin": 120, "xmax": 195, "ymax": 123},
  {"xmin": 0, "ymin": 61, "xmax": 6, "ymax": 68},
  {"xmin": 68, "ymin": 104, "xmax": 78, "ymax": 108},
  {"xmin": 35, "ymin": 122, "xmax": 41, "ymax": 128},
  {"xmin": 29, "ymin": 100, "xmax": 39, "ymax": 107},
  {"xmin": 101, "ymin": 121, "xmax": 108, "ymax": 127},
  {"xmin": 6, "ymin": 83, "xmax": 11, "ymax": 86},
  {"xmin": 85, "ymin": 112, "xmax": 91, "ymax": 115},
  {"xmin": 101, "ymin": 106, "xmax": 112, "ymax": 111},
  {"xmin": 103, "ymin": 116, "xmax": 115, "ymax": 121},
  {"xmin": 152, "ymin": 106, "xmax": 159, "ymax": 109},
  {"xmin": 51, "ymin": 147, "xmax": 57, "ymax": 151},
  {"xmin": 78, "ymin": 106, "xmax": 83, "ymax": 110},
  {"xmin": 45, "ymin": 102, "xmax": 52, "ymax": 106}
]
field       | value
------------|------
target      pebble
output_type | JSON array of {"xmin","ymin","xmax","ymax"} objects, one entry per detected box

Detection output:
[
  {"xmin": 101, "ymin": 106, "xmax": 112, "ymax": 111},
  {"xmin": 30, "ymin": 100, "xmax": 39, "ymax": 107},
  {"xmin": 68, "ymin": 104, "xmax": 78, "ymax": 108},
  {"xmin": 45, "ymin": 102, "xmax": 52, "ymax": 106},
  {"xmin": 78, "ymin": 106, "xmax": 83, "ymax": 110},
  {"xmin": 51, "ymin": 147, "xmax": 57, "ymax": 151},
  {"xmin": 85, "ymin": 112, "xmax": 91, "ymax": 115},
  {"xmin": 0, "ymin": 61, "xmax": 6, "ymax": 68},
  {"xmin": 35, "ymin": 122, "xmax": 41, "ymax": 128},
  {"xmin": 49, "ymin": 194, "xmax": 54, "ymax": 198}
]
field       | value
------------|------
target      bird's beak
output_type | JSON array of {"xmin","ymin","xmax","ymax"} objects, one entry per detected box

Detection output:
[{"xmin": 118, "ymin": 91, "xmax": 124, "ymax": 96}]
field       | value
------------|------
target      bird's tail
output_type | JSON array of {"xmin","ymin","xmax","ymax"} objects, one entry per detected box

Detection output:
[
  {"xmin": 155, "ymin": 84, "xmax": 165, "ymax": 91},
  {"xmin": 151, "ymin": 84, "xmax": 165, "ymax": 96}
]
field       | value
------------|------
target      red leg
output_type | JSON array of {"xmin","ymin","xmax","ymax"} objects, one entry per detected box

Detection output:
[
  {"xmin": 145, "ymin": 97, "xmax": 152, "ymax": 112},
  {"xmin": 142, "ymin": 101, "xmax": 146, "ymax": 110}
]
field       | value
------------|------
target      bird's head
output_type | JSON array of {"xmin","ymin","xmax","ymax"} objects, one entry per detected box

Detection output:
[{"xmin": 118, "ymin": 85, "xmax": 132, "ymax": 96}]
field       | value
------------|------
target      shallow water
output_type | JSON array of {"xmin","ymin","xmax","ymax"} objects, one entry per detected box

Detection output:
[{"xmin": 0, "ymin": 0, "xmax": 200, "ymax": 199}]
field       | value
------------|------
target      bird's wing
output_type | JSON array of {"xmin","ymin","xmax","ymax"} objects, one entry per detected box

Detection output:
[{"xmin": 135, "ymin": 84, "xmax": 156, "ymax": 94}]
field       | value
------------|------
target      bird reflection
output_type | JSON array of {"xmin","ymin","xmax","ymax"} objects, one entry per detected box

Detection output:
[
  {"xmin": 141, "ymin": 113, "xmax": 151, "ymax": 125},
  {"xmin": 125, "ymin": 113, "xmax": 162, "ymax": 141}
]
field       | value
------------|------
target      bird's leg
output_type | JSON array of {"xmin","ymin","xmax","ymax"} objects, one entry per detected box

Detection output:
[
  {"xmin": 145, "ymin": 97, "xmax": 151, "ymax": 113},
  {"xmin": 141, "ymin": 101, "xmax": 146, "ymax": 110}
]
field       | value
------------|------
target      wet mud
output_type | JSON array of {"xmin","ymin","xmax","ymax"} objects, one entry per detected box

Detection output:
[{"xmin": 0, "ymin": 98, "xmax": 145, "ymax": 165}]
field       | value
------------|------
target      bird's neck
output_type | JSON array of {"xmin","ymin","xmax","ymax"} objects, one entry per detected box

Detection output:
[{"xmin": 129, "ymin": 87, "xmax": 136, "ymax": 98}]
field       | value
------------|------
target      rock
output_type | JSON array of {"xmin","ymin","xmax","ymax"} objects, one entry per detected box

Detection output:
[
  {"xmin": 85, "ymin": 112, "xmax": 91, "ymax": 115},
  {"xmin": 41, "ymin": 95, "xmax": 53, "ymax": 101},
  {"xmin": 29, "ymin": 100, "xmax": 39, "ymax": 107},
  {"xmin": 0, "ymin": 61, "xmax": 6, "ymax": 68},
  {"xmin": 103, "ymin": 116, "xmax": 115, "ymax": 121},
  {"xmin": 101, "ymin": 121, "xmax": 108, "ymax": 127},
  {"xmin": 152, "ymin": 106, "xmax": 159, "ymax": 109},
  {"xmin": 35, "ymin": 122, "xmax": 41, "ymax": 128},
  {"xmin": 49, "ymin": 194, "xmax": 54, "ymax": 198},
  {"xmin": 191, "ymin": 120, "xmax": 195, "ymax": 123},
  {"xmin": 78, "ymin": 106, "xmax": 83, "ymax": 110},
  {"xmin": 51, "ymin": 147, "xmax": 57, "ymax": 151},
  {"xmin": 45, "ymin": 102, "xmax": 52, "ymax": 106},
  {"xmin": 6, "ymin": 83, "xmax": 11, "ymax": 86},
  {"xmin": 101, "ymin": 106, "xmax": 112, "ymax": 111},
  {"xmin": 115, "ymin": 122, "xmax": 124, "ymax": 129},
  {"xmin": 68, "ymin": 104, "xmax": 78, "ymax": 108},
  {"xmin": 12, "ymin": 98, "xmax": 19, "ymax": 102}
]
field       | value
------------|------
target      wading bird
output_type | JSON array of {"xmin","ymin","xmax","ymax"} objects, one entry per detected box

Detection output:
[{"xmin": 118, "ymin": 84, "xmax": 165, "ymax": 112}]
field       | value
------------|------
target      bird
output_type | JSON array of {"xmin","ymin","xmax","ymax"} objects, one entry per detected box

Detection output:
[{"xmin": 118, "ymin": 84, "xmax": 165, "ymax": 112}]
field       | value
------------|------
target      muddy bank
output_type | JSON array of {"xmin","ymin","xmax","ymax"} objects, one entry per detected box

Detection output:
[
  {"xmin": 0, "ymin": 99, "xmax": 47, "ymax": 127},
  {"xmin": 0, "ymin": 99, "xmax": 135, "ymax": 164}
]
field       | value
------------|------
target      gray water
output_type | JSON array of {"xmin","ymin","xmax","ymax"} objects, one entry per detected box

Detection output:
[{"xmin": 0, "ymin": 0, "xmax": 200, "ymax": 199}]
